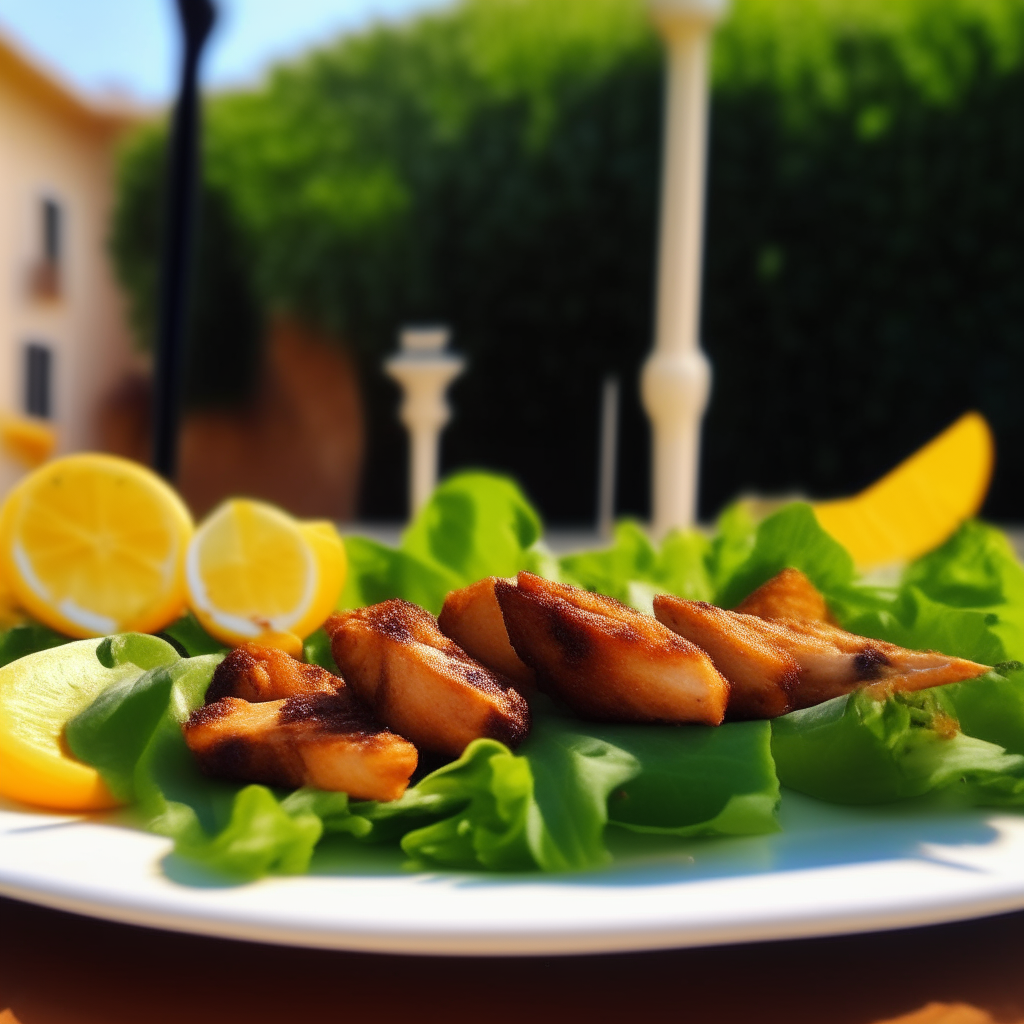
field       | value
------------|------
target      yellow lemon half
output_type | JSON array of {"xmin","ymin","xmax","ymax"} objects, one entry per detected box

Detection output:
[
  {"xmin": 0, "ymin": 454, "xmax": 193, "ymax": 638},
  {"xmin": 813, "ymin": 412, "xmax": 994, "ymax": 568},
  {"xmin": 0, "ymin": 639, "xmax": 134, "ymax": 811},
  {"xmin": 186, "ymin": 499, "xmax": 346, "ymax": 648}
]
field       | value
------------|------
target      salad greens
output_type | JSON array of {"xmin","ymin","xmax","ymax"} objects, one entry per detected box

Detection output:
[
  {"xmin": 7, "ymin": 470, "xmax": 1024, "ymax": 880},
  {"xmin": 0, "ymin": 621, "xmax": 70, "ymax": 668},
  {"xmin": 64, "ymin": 647, "xmax": 778, "ymax": 877},
  {"xmin": 339, "ymin": 472, "xmax": 556, "ymax": 615},
  {"xmin": 771, "ymin": 680, "xmax": 1024, "ymax": 805}
]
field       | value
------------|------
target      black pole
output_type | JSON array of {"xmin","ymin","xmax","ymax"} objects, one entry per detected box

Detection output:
[{"xmin": 153, "ymin": 0, "xmax": 215, "ymax": 480}]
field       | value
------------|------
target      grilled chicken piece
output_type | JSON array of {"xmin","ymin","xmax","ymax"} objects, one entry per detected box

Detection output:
[
  {"xmin": 651, "ymin": 599, "xmax": 802, "ymax": 718},
  {"xmin": 183, "ymin": 691, "xmax": 418, "ymax": 801},
  {"xmin": 654, "ymin": 596, "xmax": 989, "ymax": 718},
  {"xmin": 324, "ymin": 601, "xmax": 530, "ymax": 758},
  {"xmin": 438, "ymin": 577, "xmax": 536, "ymax": 692},
  {"xmin": 495, "ymin": 572, "xmax": 729, "ymax": 725},
  {"xmin": 734, "ymin": 568, "xmax": 833, "ymax": 623},
  {"xmin": 204, "ymin": 643, "xmax": 341, "ymax": 704}
]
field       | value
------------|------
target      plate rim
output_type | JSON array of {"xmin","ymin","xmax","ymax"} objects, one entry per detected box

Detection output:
[{"xmin": 4, "ymin": 800, "xmax": 1024, "ymax": 956}]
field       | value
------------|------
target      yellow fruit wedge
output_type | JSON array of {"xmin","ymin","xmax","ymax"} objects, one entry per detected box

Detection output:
[
  {"xmin": 185, "ymin": 499, "xmax": 346, "ymax": 648},
  {"xmin": 0, "ymin": 414, "xmax": 56, "ymax": 467},
  {"xmin": 813, "ymin": 412, "xmax": 994, "ymax": 568},
  {"xmin": 0, "ymin": 639, "xmax": 132, "ymax": 811},
  {"xmin": 0, "ymin": 454, "xmax": 193, "ymax": 638}
]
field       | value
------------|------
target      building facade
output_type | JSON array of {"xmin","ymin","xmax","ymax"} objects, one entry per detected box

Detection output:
[{"xmin": 0, "ymin": 34, "xmax": 138, "ymax": 492}]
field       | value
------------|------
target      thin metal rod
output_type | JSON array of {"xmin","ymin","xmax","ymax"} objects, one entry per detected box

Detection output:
[
  {"xmin": 153, "ymin": 0, "xmax": 215, "ymax": 480},
  {"xmin": 596, "ymin": 375, "xmax": 620, "ymax": 540}
]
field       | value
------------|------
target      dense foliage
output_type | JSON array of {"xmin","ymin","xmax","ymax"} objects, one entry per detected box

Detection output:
[{"xmin": 109, "ymin": 0, "xmax": 1024, "ymax": 521}]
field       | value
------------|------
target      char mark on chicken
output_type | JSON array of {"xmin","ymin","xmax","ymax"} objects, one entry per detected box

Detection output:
[
  {"xmin": 495, "ymin": 572, "xmax": 730, "ymax": 725},
  {"xmin": 438, "ymin": 576, "xmax": 536, "ymax": 692},
  {"xmin": 184, "ymin": 690, "xmax": 418, "ymax": 801},
  {"xmin": 324, "ymin": 599, "xmax": 530, "ymax": 758},
  {"xmin": 204, "ymin": 642, "xmax": 341, "ymax": 704}
]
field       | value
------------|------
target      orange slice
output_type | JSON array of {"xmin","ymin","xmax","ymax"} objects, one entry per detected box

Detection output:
[{"xmin": 813, "ymin": 412, "xmax": 994, "ymax": 568}]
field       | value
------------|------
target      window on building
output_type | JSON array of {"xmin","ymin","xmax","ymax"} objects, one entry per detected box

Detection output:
[
  {"xmin": 42, "ymin": 198, "xmax": 61, "ymax": 266},
  {"xmin": 31, "ymin": 197, "xmax": 62, "ymax": 299},
  {"xmin": 25, "ymin": 343, "xmax": 53, "ymax": 419}
]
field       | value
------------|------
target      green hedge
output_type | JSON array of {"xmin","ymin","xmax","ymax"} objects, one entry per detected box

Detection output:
[{"xmin": 109, "ymin": 0, "xmax": 1024, "ymax": 521}]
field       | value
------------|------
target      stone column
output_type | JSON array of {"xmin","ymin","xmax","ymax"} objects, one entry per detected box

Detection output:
[
  {"xmin": 385, "ymin": 326, "xmax": 465, "ymax": 517},
  {"xmin": 642, "ymin": 0, "xmax": 726, "ymax": 537}
]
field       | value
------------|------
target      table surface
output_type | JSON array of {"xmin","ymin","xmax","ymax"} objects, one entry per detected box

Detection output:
[{"xmin": 2, "ymin": 896, "xmax": 1024, "ymax": 1024}]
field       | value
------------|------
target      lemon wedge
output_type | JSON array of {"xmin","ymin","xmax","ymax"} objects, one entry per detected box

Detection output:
[
  {"xmin": 1, "ymin": 414, "xmax": 57, "ymax": 467},
  {"xmin": 813, "ymin": 412, "xmax": 994, "ymax": 568},
  {"xmin": 0, "ymin": 639, "xmax": 134, "ymax": 810},
  {"xmin": 185, "ymin": 499, "xmax": 346, "ymax": 648},
  {"xmin": 0, "ymin": 454, "xmax": 193, "ymax": 638}
]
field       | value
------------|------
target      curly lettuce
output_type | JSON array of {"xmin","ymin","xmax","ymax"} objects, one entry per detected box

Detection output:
[
  {"xmin": 339, "ymin": 472, "xmax": 555, "ymax": 614},
  {"xmin": 771, "ymin": 682, "xmax": 1024, "ymax": 804},
  {"xmin": 66, "ymin": 634, "xmax": 780, "ymax": 879}
]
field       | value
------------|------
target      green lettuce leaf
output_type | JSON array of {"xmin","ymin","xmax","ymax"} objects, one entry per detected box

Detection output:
[
  {"xmin": 355, "ymin": 717, "xmax": 642, "ymax": 872},
  {"xmin": 339, "ymin": 472, "xmax": 553, "ymax": 613},
  {"xmin": 394, "ymin": 710, "xmax": 779, "ymax": 870},
  {"xmin": 65, "ymin": 644, "xmax": 325, "ymax": 881},
  {"xmin": 167, "ymin": 784, "xmax": 325, "ymax": 877},
  {"xmin": 302, "ymin": 627, "xmax": 339, "ymax": 672},
  {"xmin": 4, "ymin": 637, "xmax": 178, "ymax": 800},
  {"xmin": 592, "ymin": 719, "xmax": 779, "ymax": 837},
  {"xmin": 397, "ymin": 740, "xmax": 543, "ymax": 871},
  {"xmin": 160, "ymin": 613, "xmax": 228, "ymax": 657},
  {"xmin": 828, "ymin": 521, "xmax": 1024, "ymax": 668},
  {"xmin": 658, "ymin": 529, "xmax": 715, "ymax": 602},
  {"xmin": 66, "ymin": 648, "xmax": 220, "ymax": 802},
  {"xmin": 906, "ymin": 520, "xmax": 1024, "ymax": 615},
  {"xmin": 0, "ymin": 621, "xmax": 71, "ymax": 667},
  {"xmin": 129, "ymin": 655, "xmax": 348, "ymax": 879},
  {"xmin": 771, "ymin": 686, "xmax": 1024, "ymax": 805},
  {"xmin": 559, "ymin": 520, "xmax": 713, "ymax": 611},
  {"xmin": 901, "ymin": 521, "xmax": 1024, "ymax": 663},
  {"xmin": 943, "ymin": 664, "xmax": 1024, "ymax": 756},
  {"xmin": 559, "ymin": 520, "xmax": 659, "ymax": 606},
  {"xmin": 716, "ymin": 502, "xmax": 855, "ymax": 608},
  {"xmin": 93, "ymin": 632, "xmax": 182, "ymax": 671},
  {"xmin": 68, "ymin": 633, "xmax": 780, "ymax": 877},
  {"xmin": 338, "ymin": 535, "xmax": 460, "ymax": 614},
  {"xmin": 401, "ymin": 471, "xmax": 543, "ymax": 586},
  {"xmin": 705, "ymin": 501, "xmax": 757, "ymax": 598},
  {"xmin": 64, "ymin": 634, "xmax": 182, "ymax": 800}
]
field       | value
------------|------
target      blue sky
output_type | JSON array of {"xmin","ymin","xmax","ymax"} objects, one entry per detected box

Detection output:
[{"xmin": 0, "ymin": 0, "xmax": 448, "ymax": 104}]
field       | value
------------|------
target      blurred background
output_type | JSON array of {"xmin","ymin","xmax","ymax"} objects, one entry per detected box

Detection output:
[{"xmin": 1, "ymin": 0, "xmax": 1022, "ymax": 526}]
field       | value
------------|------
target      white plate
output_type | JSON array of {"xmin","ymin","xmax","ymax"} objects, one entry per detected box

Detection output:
[{"xmin": 4, "ymin": 793, "xmax": 1024, "ymax": 956}]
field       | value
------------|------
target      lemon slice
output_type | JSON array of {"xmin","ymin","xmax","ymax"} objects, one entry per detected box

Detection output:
[
  {"xmin": 813, "ymin": 412, "xmax": 994, "ymax": 568},
  {"xmin": 0, "ymin": 454, "xmax": 193, "ymax": 638},
  {"xmin": 186, "ymin": 499, "xmax": 346, "ymax": 647},
  {"xmin": 0, "ymin": 639, "xmax": 135, "ymax": 810}
]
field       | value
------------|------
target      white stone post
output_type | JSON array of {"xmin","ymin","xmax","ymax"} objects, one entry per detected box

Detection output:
[
  {"xmin": 385, "ymin": 326, "xmax": 465, "ymax": 518},
  {"xmin": 642, "ymin": 0, "xmax": 726, "ymax": 537}
]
